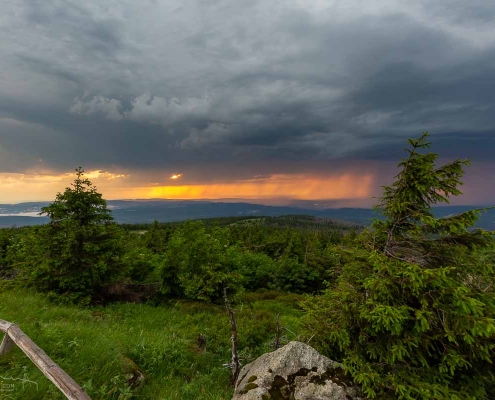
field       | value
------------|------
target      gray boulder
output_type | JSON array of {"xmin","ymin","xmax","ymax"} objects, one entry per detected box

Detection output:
[{"xmin": 232, "ymin": 341, "xmax": 363, "ymax": 400}]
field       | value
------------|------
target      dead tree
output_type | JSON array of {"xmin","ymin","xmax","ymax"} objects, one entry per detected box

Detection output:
[
  {"xmin": 223, "ymin": 288, "xmax": 241, "ymax": 386},
  {"xmin": 274, "ymin": 313, "xmax": 281, "ymax": 351}
]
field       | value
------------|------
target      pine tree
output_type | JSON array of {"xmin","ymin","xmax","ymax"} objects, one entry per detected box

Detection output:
[
  {"xmin": 374, "ymin": 132, "xmax": 491, "ymax": 264},
  {"xmin": 303, "ymin": 133, "xmax": 495, "ymax": 399},
  {"xmin": 21, "ymin": 167, "xmax": 124, "ymax": 303}
]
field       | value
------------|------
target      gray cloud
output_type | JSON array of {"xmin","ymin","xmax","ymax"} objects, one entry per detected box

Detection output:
[
  {"xmin": 70, "ymin": 95, "xmax": 124, "ymax": 120},
  {"xmin": 1, "ymin": 0, "xmax": 495, "ymax": 201}
]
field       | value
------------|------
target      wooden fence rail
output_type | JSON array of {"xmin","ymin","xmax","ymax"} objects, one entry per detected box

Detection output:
[{"xmin": 0, "ymin": 318, "xmax": 91, "ymax": 400}]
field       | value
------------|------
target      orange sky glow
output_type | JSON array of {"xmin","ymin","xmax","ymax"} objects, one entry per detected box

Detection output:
[
  {"xmin": 147, "ymin": 174, "xmax": 373, "ymax": 200},
  {"xmin": 2, "ymin": 163, "xmax": 492, "ymax": 206},
  {"xmin": 0, "ymin": 171, "xmax": 374, "ymax": 203}
]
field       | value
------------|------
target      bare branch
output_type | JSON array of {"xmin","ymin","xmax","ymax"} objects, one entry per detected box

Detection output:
[
  {"xmin": 274, "ymin": 313, "xmax": 281, "ymax": 351},
  {"xmin": 223, "ymin": 288, "xmax": 241, "ymax": 386}
]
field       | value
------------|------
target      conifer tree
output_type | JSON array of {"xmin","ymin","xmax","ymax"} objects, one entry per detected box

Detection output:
[
  {"xmin": 303, "ymin": 133, "xmax": 495, "ymax": 399},
  {"xmin": 20, "ymin": 167, "xmax": 124, "ymax": 303}
]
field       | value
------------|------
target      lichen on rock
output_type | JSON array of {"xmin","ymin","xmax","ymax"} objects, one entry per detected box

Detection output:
[{"xmin": 232, "ymin": 341, "xmax": 363, "ymax": 400}]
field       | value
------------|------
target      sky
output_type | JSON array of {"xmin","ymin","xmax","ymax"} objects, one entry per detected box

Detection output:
[{"xmin": 1, "ymin": 0, "xmax": 495, "ymax": 206}]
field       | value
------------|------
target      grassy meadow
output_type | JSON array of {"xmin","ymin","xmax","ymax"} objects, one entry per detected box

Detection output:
[{"xmin": 0, "ymin": 287, "xmax": 304, "ymax": 400}]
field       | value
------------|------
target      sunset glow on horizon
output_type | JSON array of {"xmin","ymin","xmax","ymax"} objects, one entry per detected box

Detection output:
[
  {"xmin": 0, "ymin": 171, "xmax": 374, "ymax": 204},
  {"xmin": 0, "ymin": 170, "xmax": 129, "ymax": 203},
  {"xmin": 146, "ymin": 173, "xmax": 373, "ymax": 201},
  {"xmin": 1, "ymin": 163, "xmax": 494, "ymax": 207}
]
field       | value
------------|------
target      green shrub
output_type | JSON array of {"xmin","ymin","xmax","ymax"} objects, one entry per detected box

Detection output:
[{"xmin": 161, "ymin": 221, "xmax": 244, "ymax": 302}]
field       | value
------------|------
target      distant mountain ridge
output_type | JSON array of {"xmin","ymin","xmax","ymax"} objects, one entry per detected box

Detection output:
[{"xmin": 0, "ymin": 200, "xmax": 494, "ymax": 230}]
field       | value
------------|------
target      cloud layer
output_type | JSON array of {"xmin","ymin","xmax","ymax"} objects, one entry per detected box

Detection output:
[{"xmin": 1, "ymin": 0, "xmax": 495, "ymax": 203}]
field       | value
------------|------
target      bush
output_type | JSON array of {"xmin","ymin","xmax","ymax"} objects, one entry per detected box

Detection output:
[{"xmin": 161, "ymin": 221, "xmax": 244, "ymax": 302}]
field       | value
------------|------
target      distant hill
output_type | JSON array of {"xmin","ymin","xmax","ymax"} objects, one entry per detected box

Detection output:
[
  {"xmin": 0, "ymin": 200, "xmax": 493, "ymax": 230},
  {"xmin": 0, "ymin": 215, "xmax": 49, "ymax": 228}
]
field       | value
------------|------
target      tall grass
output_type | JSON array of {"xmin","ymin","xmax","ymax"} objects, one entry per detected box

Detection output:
[{"xmin": 0, "ymin": 289, "xmax": 303, "ymax": 399}]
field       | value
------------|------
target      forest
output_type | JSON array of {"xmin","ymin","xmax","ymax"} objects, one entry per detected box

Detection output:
[{"xmin": 0, "ymin": 133, "xmax": 494, "ymax": 400}]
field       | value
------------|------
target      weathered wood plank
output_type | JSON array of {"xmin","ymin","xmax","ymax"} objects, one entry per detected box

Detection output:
[
  {"xmin": 0, "ymin": 319, "xmax": 91, "ymax": 400},
  {"xmin": 0, "ymin": 332, "xmax": 15, "ymax": 356},
  {"xmin": 0, "ymin": 319, "xmax": 13, "ymax": 332}
]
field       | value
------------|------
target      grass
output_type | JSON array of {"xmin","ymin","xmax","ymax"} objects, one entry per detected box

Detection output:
[{"xmin": 0, "ymin": 289, "xmax": 304, "ymax": 399}]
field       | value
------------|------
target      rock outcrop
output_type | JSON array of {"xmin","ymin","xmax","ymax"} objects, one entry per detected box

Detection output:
[{"xmin": 232, "ymin": 341, "xmax": 363, "ymax": 400}]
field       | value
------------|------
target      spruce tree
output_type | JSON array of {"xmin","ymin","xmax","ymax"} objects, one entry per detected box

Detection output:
[
  {"xmin": 21, "ymin": 167, "xmax": 124, "ymax": 303},
  {"xmin": 303, "ymin": 133, "xmax": 495, "ymax": 399}
]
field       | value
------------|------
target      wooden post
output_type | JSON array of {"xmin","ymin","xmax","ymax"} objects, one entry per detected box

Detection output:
[
  {"xmin": 0, "ymin": 319, "xmax": 13, "ymax": 332},
  {"xmin": 223, "ymin": 289, "xmax": 240, "ymax": 386},
  {"xmin": 0, "ymin": 319, "xmax": 91, "ymax": 400},
  {"xmin": 0, "ymin": 333, "xmax": 15, "ymax": 356}
]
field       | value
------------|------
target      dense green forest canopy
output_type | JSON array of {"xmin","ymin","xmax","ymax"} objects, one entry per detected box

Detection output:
[
  {"xmin": 0, "ymin": 134, "xmax": 494, "ymax": 399},
  {"xmin": 0, "ymin": 212, "xmax": 357, "ymax": 303}
]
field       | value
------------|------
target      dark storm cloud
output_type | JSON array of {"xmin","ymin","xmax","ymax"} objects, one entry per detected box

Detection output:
[{"xmin": 1, "ymin": 0, "xmax": 495, "ymax": 179}]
